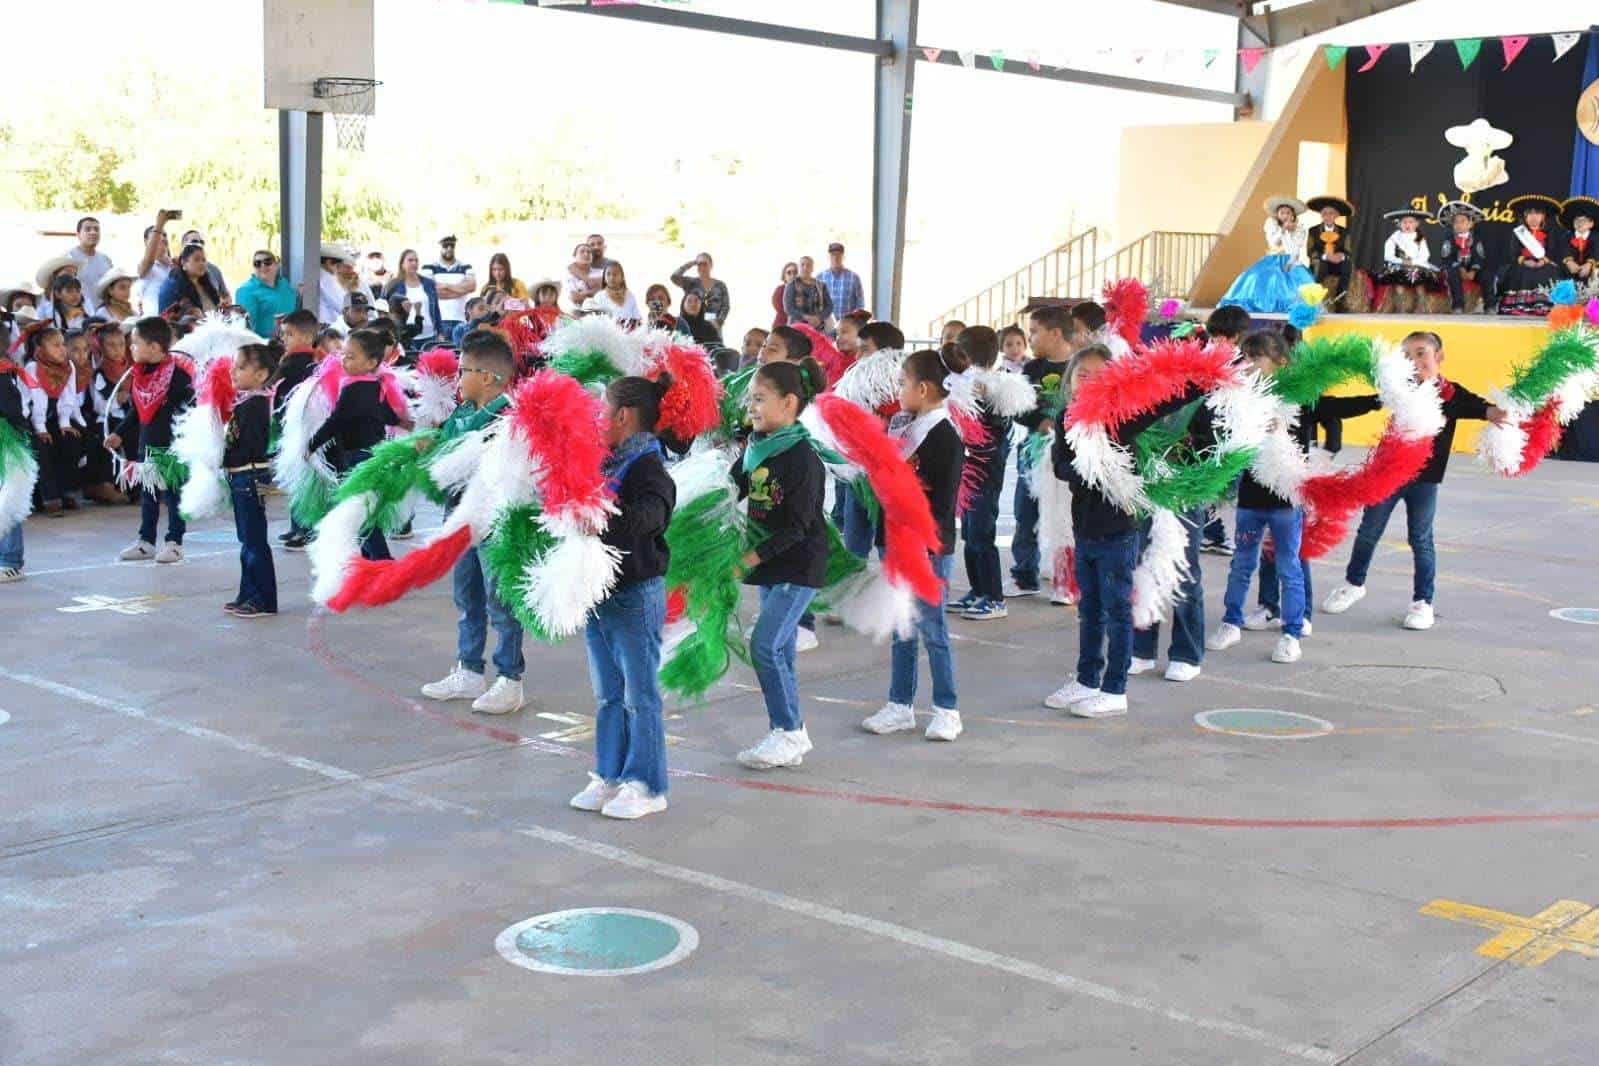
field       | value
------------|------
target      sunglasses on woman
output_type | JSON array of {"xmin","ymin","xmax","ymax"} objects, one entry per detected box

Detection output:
[{"xmin": 254, "ymin": 257, "xmax": 276, "ymax": 268}]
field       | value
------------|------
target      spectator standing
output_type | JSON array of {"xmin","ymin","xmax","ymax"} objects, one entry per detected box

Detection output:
[
  {"xmin": 158, "ymin": 244, "xmax": 221, "ymax": 315},
  {"xmin": 818, "ymin": 242, "xmax": 864, "ymax": 328},
  {"xmin": 772, "ymin": 262, "xmax": 797, "ymax": 331},
  {"xmin": 317, "ymin": 243, "xmax": 355, "ymax": 325},
  {"xmin": 670, "ymin": 253, "xmax": 731, "ymax": 331},
  {"xmin": 67, "ymin": 217, "xmax": 113, "ymax": 307},
  {"xmin": 134, "ymin": 211, "xmax": 177, "ymax": 316},
  {"xmin": 180, "ymin": 229, "xmax": 230, "ymax": 303},
  {"xmin": 565, "ymin": 244, "xmax": 600, "ymax": 311},
  {"xmin": 361, "ymin": 251, "xmax": 389, "ymax": 299},
  {"xmin": 587, "ymin": 234, "xmax": 616, "ymax": 287},
  {"xmin": 234, "ymin": 250, "xmax": 297, "ymax": 337},
  {"xmin": 482, "ymin": 253, "xmax": 528, "ymax": 302},
  {"xmin": 783, "ymin": 256, "xmax": 831, "ymax": 330},
  {"xmin": 95, "ymin": 269, "xmax": 139, "ymax": 324},
  {"xmin": 384, "ymin": 249, "xmax": 442, "ymax": 350},
  {"xmin": 425, "ymin": 236, "xmax": 476, "ymax": 339}
]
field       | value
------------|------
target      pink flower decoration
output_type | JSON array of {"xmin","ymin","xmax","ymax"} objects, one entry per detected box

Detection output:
[{"xmin": 1587, "ymin": 297, "xmax": 1599, "ymax": 325}]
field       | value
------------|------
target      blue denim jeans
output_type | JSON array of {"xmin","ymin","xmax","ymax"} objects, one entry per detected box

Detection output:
[
  {"xmin": 229, "ymin": 470, "xmax": 277, "ymax": 612},
  {"xmin": 452, "ymin": 544, "xmax": 524, "ymax": 680},
  {"xmin": 1075, "ymin": 530, "xmax": 1139, "ymax": 696},
  {"xmin": 890, "ymin": 553, "xmax": 957, "ymax": 709},
  {"xmin": 839, "ymin": 482, "xmax": 876, "ymax": 559},
  {"xmin": 585, "ymin": 577, "xmax": 667, "ymax": 796},
  {"xmin": 1343, "ymin": 480, "xmax": 1439, "ymax": 604},
  {"xmin": 1132, "ymin": 506, "xmax": 1205, "ymax": 666},
  {"xmin": 750, "ymin": 582, "xmax": 816, "ymax": 732},
  {"xmin": 961, "ymin": 453, "xmax": 1007, "ymax": 601},
  {"xmin": 1009, "ymin": 442, "xmax": 1041, "ymax": 588},
  {"xmin": 1258, "ymin": 542, "xmax": 1314, "ymax": 622},
  {"xmin": 0, "ymin": 517, "xmax": 22, "ymax": 569},
  {"xmin": 139, "ymin": 487, "xmax": 185, "ymax": 545},
  {"xmin": 1225, "ymin": 508, "xmax": 1305, "ymax": 637},
  {"xmin": 344, "ymin": 449, "xmax": 390, "ymax": 561}
]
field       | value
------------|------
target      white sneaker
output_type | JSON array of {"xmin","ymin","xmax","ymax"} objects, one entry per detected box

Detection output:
[
  {"xmin": 1271, "ymin": 634, "xmax": 1302, "ymax": 663},
  {"xmin": 1243, "ymin": 607, "xmax": 1277, "ymax": 631},
  {"xmin": 1403, "ymin": 600, "xmax": 1435, "ymax": 631},
  {"xmin": 601, "ymin": 781, "xmax": 668, "ymax": 820},
  {"xmin": 420, "ymin": 662, "xmax": 487, "ymax": 702},
  {"xmin": 1206, "ymin": 623, "xmax": 1242, "ymax": 651},
  {"xmin": 1164, "ymin": 661, "xmax": 1202, "ymax": 682},
  {"xmin": 794, "ymin": 628, "xmax": 819, "ymax": 653},
  {"xmin": 569, "ymin": 773, "xmax": 620, "ymax": 812},
  {"xmin": 1072, "ymin": 692, "xmax": 1129, "ymax": 718},
  {"xmin": 1300, "ymin": 620, "xmax": 1314, "ymax": 637},
  {"xmin": 471, "ymin": 676, "xmax": 525, "ymax": 715},
  {"xmin": 154, "ymin": 542, "xmax": 184, "ymax": 565},
  {"xmin": 1049, "ymin": 589, "xmax": 1075, "ymax": 606},
  {"xmin": 862, "ymin": 702, "xmax": 916, "ymax": 735},
  {"xmin": 1128, "ymin": 657, "xmax": 1156, "ymax": 676},
  {"xmin": 737, "ymin": 726, "xmax": 812, "ymax": 769},
  {"xmin": 1322, "ymin": 583, "xmax": 1366, "ymax": 614},
  {"xmin": 118, "ymin": 540, "xmax": 155, "ymax": 562},
  {"xmin": 925, "ymin": 708, "xmax": 962, "ymax": 742},
  {"xmin": 0, "ymin": 567, "xmax": 22, "ymax": 583},
  {"xmin": 1044, "ymin": 680, "xmax": 1099, "ymax": 710},
  {"xmin": 1003, "ymin": 580, "xmax": 1040, "ymax": 598}
]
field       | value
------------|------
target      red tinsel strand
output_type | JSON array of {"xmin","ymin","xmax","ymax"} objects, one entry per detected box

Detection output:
[
  {"xmin": 198, "ymin": 355, "xmax": 237, "ymax": 424},
  {"xmin": 327, "ymin": 525, "xmax": 473, "ymax": 611},
  {"xmin": 1298, "ymin": 428, "xmax": 1433, "ymax": 559},
  {"xmin": 508, "ymin": 371, "xmax": 610, "ymax": 521},
  {"xmin": 666, "ymin": 585, "xmax": 687, "ymax": 624},
  {"xmin": 1102, "ymin": 277, "xmax": 1150, "ymax": 353},
  {"xmin": 790, "ymin": 323, "xmax": 849, "ymax": 386},
  {"xmin": 416, "ymin": 347, "xmax": 460, "ymax": 382},
  {"xmin": 812, "ymin": 394, "xmax": 942, "ymax": 605},
  {"xmin": 1513, "ymin": 400, "xmax": 1563, "ymax": 477},
  {"xmin": 648, "ymin": 344, "xmax": 724, "ymax": 442},
  {"xmin": 1065, "ymin": 338, "xmax": 1235, "ymax": 431},
  {"xmin": 949, "ymin": 405, "xmax": 989, "ymax": 516}
]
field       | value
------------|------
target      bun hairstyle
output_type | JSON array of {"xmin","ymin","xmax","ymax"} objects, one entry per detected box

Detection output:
[
  {"xmin": 754, "ymin": 357, "xmax": 828, "ymax": 412},
  {"xmin": 858, "ymin": 321, "xmax": 905, "ymax": 352},
  {"xmin": 345, "ymin": 328, "xmax": 387, "ymax": 365},
  {"xmin": 240, "ymin": 341, "xmax": 282, "ymax": 378},
  {"xmin": 770, "ymin": 324, "xmax": 812, "ymax": 361},
  {"xmin": 606, "ymin": 372, "xmax": 674, "ymax": 432},
  {"xmin": 1238, "ymin": 328, "xmax": 1290, "ymax": 365}
]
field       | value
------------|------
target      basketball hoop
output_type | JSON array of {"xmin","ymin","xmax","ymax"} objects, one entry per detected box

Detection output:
[{"xmin": 313, "ymin": 76, "xmax": 380, "ymax": 152}]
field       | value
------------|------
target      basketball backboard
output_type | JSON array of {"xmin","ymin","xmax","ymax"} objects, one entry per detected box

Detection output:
[{"xmin": 263, "ymin": 0, "xmax": 376, "ymax": 114}]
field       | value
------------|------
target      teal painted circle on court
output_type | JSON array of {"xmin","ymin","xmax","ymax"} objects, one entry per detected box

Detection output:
[
  {"xmin": 1195, "ymin": 708, "xmax": 1333, "ymax": 739},
  {"xmin": 495, "ymin": 908, "xmax": 697, "ymax": 976},
  {"xmin": 1550, "ymin": 608, "xmax": 1599, "ymax": 626}
]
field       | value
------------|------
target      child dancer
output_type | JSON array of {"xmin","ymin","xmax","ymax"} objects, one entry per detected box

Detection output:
[
  {"xmin": 224, "ymin": 343, "xmax": 279, "ymax": 618},
  {"xmin": 1305, "ymin": 196, "xmax": 1354, "ymax": 310},
  {"xmin": 106, "ymin": 318, "xmax": 194, "ymax": 563},
  {"xmin": 862, "ymin": 349, "xmax": 965, "ymax": 741},
  {"xmin": 948, "ymin": 326, "xmax": 1009, "ymax": 620},
  {"xmin": 274, "ymin": 309, "xmax": 322, "ymax": 551},
  {"xmin": 1323, "ymin": 331, "xmax": 1507, "ymax": 629},
  {"xmin": 419, "ymin": 331, "xmax": 526, "ymax": 715},
  {"xmin": 23, "ymin": 325, "xmax": 84, "ymax": 516},
  {"xmin": 998, "ymin": 324, "xmax": 1028, "ymax": 374},
  {"xmin": 1377, "ymin": 208, "xmax": 1440, "ymax": 314},
  {"xmin": 305, "ymin": 329, "xmax": 409, "ymax": 562},
  {"xmin": 1560, "ymin": 197, "xmax": 1596, "ymax": 285},
  {"xmin": 733, "ymin": 358, "xmax": 830, "ymax": 769},
  {"xmin": 1198, "ymin": 305, "xmax": 1251, "ymax": 554},
  {"xmin": 0, "ymin": 348, "xmax": 30, "ymax": 581},
  {"xmin": 569, "ymin": 374, "xmax": 678, "ymax": 819}
]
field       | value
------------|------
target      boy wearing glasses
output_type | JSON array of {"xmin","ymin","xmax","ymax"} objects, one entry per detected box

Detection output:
[{"xmin": 235, "ymin": 250, "xmax": 297, "ymax": 337}]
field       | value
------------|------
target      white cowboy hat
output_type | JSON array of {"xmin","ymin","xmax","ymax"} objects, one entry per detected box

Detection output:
[
  {"xmin": 95, "ymin": 266, "xmax": 138, "ymax": 300},
  {"xmin": 0, "ymin": 281, "xmax": 43, "ymax": 305},
  {"xmin": 1444, "ymin": 118, "xmax": 1513, "ymax": 151},
  {"xmin": 35, "ymin": 254, "xmax": 79, "ymax": 291},
  {"xmin": 318, "ymin": 241, "xmax": 356, "ymax": 266},
  {"xmin": 1262, "ymin": 195, "xmax": 1308, "ymax": 217},
  {"xmin": 10, "ymin": 306, "xmax": 39, "ymax": 326}
]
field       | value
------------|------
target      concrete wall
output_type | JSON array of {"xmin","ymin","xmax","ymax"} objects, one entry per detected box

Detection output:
[{"xmin": 1116, "ymin": 122, "xmax": 1273, "ymax": 244}]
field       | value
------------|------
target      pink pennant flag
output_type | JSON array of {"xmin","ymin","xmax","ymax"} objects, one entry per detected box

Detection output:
[
  {"xmin": 921, "ymin": 47, "xmax": 942, "ymax": 63},
  {"xmin": 1132, "ymin": 49, "xmax": 1150, "ymax": 65},
  {"xmin": 1239, "ymin": 47, "xmax": 1265, "ymax": 73},
  {"xmin": 1500, "ymin": 35, "xmax": 1529, "ymax": 69},
  {"xmin": 1025, "ymin": 50, "xmax": 1041, "ymax": 71},
  {"xmin": 1355, "ymin": 43, "xmax": 1389, "ymax": 72}
]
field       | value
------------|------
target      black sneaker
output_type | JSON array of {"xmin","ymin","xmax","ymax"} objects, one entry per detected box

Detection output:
[
  {"xmin": 226, "ymin": 603, "xmax": 275, "ymax": 619},
  {"xmin": 282, "ymin": 532, "xmax": 310, "ymax": 551},
  {"xmin": 223, "ymin": 600, "xmax": 241, "ymax": 612},
  {"xmin": 276, "ymin": 531, "xmax": 294, "ymax": 543}
]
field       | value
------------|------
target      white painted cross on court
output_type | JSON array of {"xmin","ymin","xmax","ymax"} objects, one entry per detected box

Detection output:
[
  {"xmin": 58, "ymin": 594, "xmax": 170, "ymax": 616},
  {"xmin": 536, "ymin": 711, "xmax": 685, "ymax": 746}
]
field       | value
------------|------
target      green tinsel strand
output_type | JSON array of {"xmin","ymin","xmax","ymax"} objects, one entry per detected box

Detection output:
[
  {"xmin": 660, "ymin": 486, "xmax": 752, "ymax": 699},
  {"xmin": 718, "ymin": 365, "xmax": 756, "ymax": 439},
  {"xmin": 809, "ymin": 521, "xmax": 868, "ymax": 614},
  {"xmin": 1272, "ymin": 333, "xmax": 1377, "ymax": 405},
  {"xmin": 145, "ymin": 447, "xmax": 189, "ymax": 494},
  {"xmin": 0, "ymin": 419, "xmax": 35, "ymax": 473},
  {"xmin": 1507, "ymin": 328, "xmax": 1598, "ymax": 406},
  {"xmin": 550, "ymin": 350, "xmax": 623, "ymax": 389},
  {"xmin": 480, "ymin": 504, "xmax": 558, "ymax": 643},
  {"xmin": 1144, "ymin": 446, "xmax": 1255, "ymax": 513},
  {"xmin": 289, "ymin": 472, "xmax": 339, "ymax": 528},
  {"xmin": 334, "ymin": 431, "xmax": 443, "ymax": 535}
]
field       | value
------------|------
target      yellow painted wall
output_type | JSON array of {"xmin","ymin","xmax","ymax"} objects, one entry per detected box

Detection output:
[
  {"xmin": 1305, "ymin": 316, "xmax": 1552, "ymax": 453},
  {"xmin": 1116, "ymin": 122, "xmax": 1274, "ymax": 242}
]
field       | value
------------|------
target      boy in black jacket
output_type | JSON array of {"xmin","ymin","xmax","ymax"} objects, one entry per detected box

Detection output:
[
  {"xmin": 274, "ymin": 309, "xmax": 321, "ymax": 549},
  {"xmin": 0, "ymin": 354, "xmax": 30, "ymax": 580},
  {"xmin": 1322, "ymin": 331, "xmax": 1508, "ymax": 630},
  {"xmin": 106, "ymin": 317, "xmax": 194, "ymax": 564},
  {"xmin": 224, "ymin": 344, "xmax": 279, "ymax": 618}
]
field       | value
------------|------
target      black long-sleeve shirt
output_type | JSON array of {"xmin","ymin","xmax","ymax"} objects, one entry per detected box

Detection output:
[
  {"xmin": 115, "ymin": 361, "xmax": 194, "ymax": 458},
  {"xmin": 223, "ymin": 394, "xmax": 273, "ymax": 470},
  {"xmin": 1052, "ymin": 387, "xmax": 1203, "ymax": 540},
  {"xmin": 1316, "ymin": 382, "xmax": 1489, "ymax": 485},
  {"xmin": 603, "ymin": 448, "xmax": 675, "ymax": 587},
  {"xmin": 273, "ymin": 349, "xmax": 318, "ymax": 423},
  {"xmin": 307, "ymin": 379, "xmax": 399, "ymax": 470},
  {"xmin": 1230, "ymin": 394, "xmax": 1381, "ymax": 511},
  {"xmin": 0, "ymin": 372, "xmax": 27, "ymax": 436},
  {"xmin": 884, "ymin": 417, "xmax": 964, "ymax": 556},
  {"xmin": 1015, "ymin": 356, "xmax": 1071, "ymax": 433},
  {"xmin": 733, "ymin": 438, "xmax": 827, "ymax": 588}
]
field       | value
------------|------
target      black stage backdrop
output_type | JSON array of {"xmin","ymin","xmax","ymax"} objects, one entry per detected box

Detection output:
[{"xmin": 1344, "ymin": 36, "xmax": 1591, "ymax": 273}]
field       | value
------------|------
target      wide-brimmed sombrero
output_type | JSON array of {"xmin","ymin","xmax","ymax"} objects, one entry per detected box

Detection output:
[
  {"xmin": 1383, "ymin": 207, "xmax": 1435, "ymax": 223},
  {"xmin": 1559, "ymin": 196, "xmax": 1598, "ymax": 230},
  {"xmin": 1506, "ymin": 193, "xmax": 1562, "ymax": 221},
  {"xmin": 1436, "ymin": 200, "xmax": 1486, "ymax": 224},
  {"xmin": 1263, "ymin": 195, "xmax": 1308, "ymax": 216},
  {"xmin": 1306, "ymin": 195, "xmax": 1354, "ymax": 218}
]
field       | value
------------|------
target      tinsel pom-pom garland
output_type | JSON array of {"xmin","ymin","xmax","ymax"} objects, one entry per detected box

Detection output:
[
  {"xmin": 646, "ymin": 343, "xmax": 725, "ymax": 443},
  {"xmin": 172, "ymin": 355, "xmax": 239, "ymax": 520},
  {"xmin": 1102, "ymin": 277, "xmax": 1150, "ymax": 354},
  {"xmin": 407, "ymin": 348, "xmax": 460, "ymax": 430},
  {"xmin": 274, "ymin": 360, "xmax": 342, "ymax": 528},
  {"xmin": 832, "ymin": 348, "xmax": 906, "ymax": 417},
  {"xmin": 1131, "ymin": 508, "xmax": 1191, "ymax": 630},
  {"xmin": 543, "ymin": 314, "xmax": 649, "ymax": 386},
  {"xmin": 0, "ymin": 418, "xmax": 39, "ymax": 538},
  {"xmin": 1475, "ymin": 327, "xmax": 1599, "ymax": 477},
  {"xmin": 659, "ymin": 447, "xmax": 751, "ymax": 698}
]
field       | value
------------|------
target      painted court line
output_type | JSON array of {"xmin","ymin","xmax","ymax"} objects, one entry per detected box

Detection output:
[
  {"xmin": 25, "ymin": 549, "xmax": 232, "ymax": 577},
  {"xmin": 0, "ymin": 666, "xmax": 1338, "ymax": 1064}
]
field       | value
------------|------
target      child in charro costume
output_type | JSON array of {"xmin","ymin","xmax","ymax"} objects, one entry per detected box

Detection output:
[
  {"xmin": 1496, "ymin": 194, "xmax": 1567, "ymax": 317},
  {"xmin": 1559, "ymin": 196, "xmax": 1597, "ymax": 292},
  {"xmin": 1304, "ymin": 195, "xmax": 1354, "ymax": 311},
  {"xmin": 1436, "ymin": 200, "xmax": 1496, "ymax": 313},
  {"xmin": 104, "ymin": 317, "xmax": 196, "ymax": 563},
  {"xmin": 1374, "ymin": 207, "xmax": 1443, "ymax": 313}
]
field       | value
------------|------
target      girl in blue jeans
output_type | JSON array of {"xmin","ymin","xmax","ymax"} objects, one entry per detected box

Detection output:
[
  {"xmin": 732, "ymin": 358, "xmax": 830, "ymax": 770},
  {"xmin": 570, "ymin": 374, "xmax": 678, "ymax": 820},
  {"xmin": 862, "ymin": 348, "xmax": 966, "ymax": 742}
]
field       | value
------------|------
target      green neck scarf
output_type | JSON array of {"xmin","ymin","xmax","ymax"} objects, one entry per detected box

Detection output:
[{"xmin": 742, "ymin": 423, "xmax": 814, "ymax": 472}]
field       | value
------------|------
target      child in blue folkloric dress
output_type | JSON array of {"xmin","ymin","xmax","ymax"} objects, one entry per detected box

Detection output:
[{"xmin": 1219, "ymin": 196, "xmax": 1315, "ymax": 313}]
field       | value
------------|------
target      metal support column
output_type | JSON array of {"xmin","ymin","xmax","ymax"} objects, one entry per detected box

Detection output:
[
  {"xmin": 872, "ymin": 0, "xmax": 917, "ymax": 324},
  {"xmin": 278, "ymin": 109, "xmax": 324, "ymax": 313}
]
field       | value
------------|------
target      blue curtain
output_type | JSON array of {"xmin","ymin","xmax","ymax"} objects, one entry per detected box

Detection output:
[{"xmin": 1572, "ymin": 28, "xmax": 1599, "ymax": 196}]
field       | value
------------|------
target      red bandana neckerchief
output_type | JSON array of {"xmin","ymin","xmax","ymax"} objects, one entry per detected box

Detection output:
[
  {"xmin": 1436, "ymin": 377, "xmax": 1457, "ymax": 402},
  {"xmin": 33, "ymin": 351, "xmax": 72, "ymax": 399},
  {"xmin": 1573, "ymin": 235, "xmax": 1589, "ymax": 256},
  {"xmin": 132, "ymin": 358, "xmax": 178, "ymax": 424},
  {"xmin": 98, "ymin": 354, "xmax": 130, "ymax": 386},
  {"xmin": 0, "ymin": 357, "xmax": 37, "ymax": 390}
]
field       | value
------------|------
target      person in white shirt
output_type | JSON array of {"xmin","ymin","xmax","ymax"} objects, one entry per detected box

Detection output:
[
  {"xmin": 423, "ymin": 235, "xmax": 475, "ymax": 337},
  {"xmin": 134, "ymin": 210, "xmax": 178, "ymax": 316},
  {"xmin": 1376, "ymin": 208, "xmax": 1442, "ymax": 314},
  {"xmin": 318, "ymin": 242, "xmax": 356, "ymax": 325},
  {"xmin": 1216, "ymin": 195, "xmax": 1316, "ymax": 313},
  {"xmin": 564, "ymin": 243, "xmax": 599, "ymax": 311},
  {"xmin": 586, "ymin": 261, "xmax": 641, "ymax": 328},
  {"xmin": 66, "ymin": 216, "xmax": 113, "ymax": 309}
]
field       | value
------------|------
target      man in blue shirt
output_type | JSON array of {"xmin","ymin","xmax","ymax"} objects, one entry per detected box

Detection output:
[{"xmin": 818, "ymin": 242, "xmax": 864, "ymax": 330}]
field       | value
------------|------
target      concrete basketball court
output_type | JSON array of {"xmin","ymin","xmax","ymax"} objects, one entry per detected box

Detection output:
[{"xmin": 3, "ymin": 454, "xmax": 1598, "ymax": 1065}]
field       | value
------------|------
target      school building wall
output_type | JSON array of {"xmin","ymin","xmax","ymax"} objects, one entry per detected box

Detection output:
[{"xmin": 1116, "ymin": 122, "xmax": 1273, "ymax": 244}]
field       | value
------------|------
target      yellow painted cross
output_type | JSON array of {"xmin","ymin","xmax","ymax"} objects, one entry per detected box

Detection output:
[{"xmin": 1420, "ymin": 898, "xmax": 1599, "ymax": 967}]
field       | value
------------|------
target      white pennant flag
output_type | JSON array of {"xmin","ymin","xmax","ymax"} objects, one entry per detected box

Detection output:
[
  {"xmin": 1409, "ymin": 40, "xmax": 1435, "ymax": 72},
  {"xmin": 958, "ymin": 50, "xmax": 976, "ymax": 68},
  {"xmin": 1551, "ymin": 32, "xmax": 1582, "ymax": 62}
]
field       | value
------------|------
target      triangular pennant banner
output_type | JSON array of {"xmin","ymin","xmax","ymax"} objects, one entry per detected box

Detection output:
[
  {"xmin": 1500, "ymin": 35, "xmax": 1530, "ymax": 69},
  {"xmin": 1132, "ymin": 49, "xmax": 1150, "ymax": 65},
  {"xmin": 1454, "ymin": 38, "xmax": 1482, "ymax": 70},
  {"xmin": 1408, "ymin": 40, "xmax": 1434, "ymax": 72},
  {"xmin": 1239, "ymin": 47, "xmax": 1265, "ymax": 74},
  {"xmin": 958, "ymin": 50, "xmax": 975, "ymax": 68},
  {"xmin": 1355, "ymin": 43, "xmax": 1389, "ymax": 72},
  {"xmin": 1324, "ymin": 45, "xmax": 1348, "ymax": 70},
  {"xmin": 921, "ymin": 47, "xmax": 942, "ymax": 63},
  {"xmin": 1551, "ymin": 32, "xmax": 1582, "ymax": 63},
  {"xmin": 989, "ymin": 49, "xmax": 1005, "ymax": 72},
  {"xmin": 1025, "ymin": 50, "xmax": 1040, "ymax": 71},
  {"xmin": 1203, "ymin": 47, "xmax": 1221, "ymax": 68}
]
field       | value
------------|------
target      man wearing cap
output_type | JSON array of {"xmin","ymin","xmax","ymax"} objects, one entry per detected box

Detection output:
[
  {"xmin": 1436, "ymin": 201, "xmax": 1494, "ymax": 314},
  {"xmin": 135, "ymin": 210, "xmax": 178, "ymax": 316},
  {"xmin": 318, "ymin": 242, "xmax": 356, "ymax": 325},
  {"xmin": 670, "ymin": 252, "xmax": 731, "ymax": 331},
  {"xmin": 1304, "ymin": 197, "xmax": 1354, "ymax": 310},
  {"xmin": 424, "ymin": 236, "xmax": 476, "ymax": 340},
  {"xmin": 235, "ymin": 249, "xmax": 298, "ymax": 336},
  {"xmin": 333, "ymin": 290, "xmax": 376, "ymax": 338},
  {"xmin": 818, "ymin": 242, "xmax": 864, "ymax": 329},
  {"xmin": 66, "ymin": 217, "xmax": 114, "ymax": 307}
]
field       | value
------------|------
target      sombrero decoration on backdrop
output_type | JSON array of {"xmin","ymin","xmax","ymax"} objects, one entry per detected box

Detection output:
[{"xmin": 1306, "ymin": 195, "xmax": 1355, "ymax": 219}]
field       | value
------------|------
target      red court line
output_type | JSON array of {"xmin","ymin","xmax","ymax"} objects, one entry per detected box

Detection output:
[{"xmin": 306, "ymin": 615, "xmax": 1599, "ymax": 832}]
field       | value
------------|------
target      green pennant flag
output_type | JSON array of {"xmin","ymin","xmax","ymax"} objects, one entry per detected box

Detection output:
[
  {"xmin": 1202, "ymin": 48, "xmax": 1219, "ymax": 68},
  {"xmin": 1454, "ymin": 38, "xmax": 1482, "ymax": 70},
  {"xmin": 1324, "ymin": 45, "xmax": 1348, "ymax": 70},
  {"xmin": 989, "ymin": 49, "xmax": 1006, "ymax": 72}
]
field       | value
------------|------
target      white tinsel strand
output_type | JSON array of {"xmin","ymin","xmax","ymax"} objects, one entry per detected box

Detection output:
[
  {"xmin": 272, "ymin": 375, "xmax": 337, "ymax": 501},
  {"xmin": 1205, "ymin": 373, "xmax": 1277, "ymax": 459},
  {"xmin": 423, "ymin": 428, "xmax": 489, "ymax": 497},
  {"xmin": 944, "ymin": 367, "xmax": 980, "ymax": 423},
  {"xmin": 1248, "ymin": 405, "xmax": 1313, "ymax": 505},
  {"xmin": 1033, "ymin": 459, "xmax": 1075, "ymax": 561},
  {"xmin": 1066, "ymin": 423, "xmax": 1149, "ymax": 514},
  {"xmin": 1371, "ymin": 338, "xmax": 1445, "ymax": 440},
  {"xmin": 0, "ymin": 449, "xmax": 38, "ymax": 538},
  {"xmin": 828, "ymin": 562, "xmax": 918, "ymax": 642},
  {"xmin": 832, "ymin": 348, "xmax": 905, "ymax": 412},
  {"xmin": 978, "ymin": 368, "xmax": 1038, "ymax": 418},
  {"xmin": 405, "ymin": 367, "xmax": 459, "ymax": 430},
  {"xmin": 171, "ymin": 404, "xmax": 227, "ymax": 520},
  {"xmin": 1131, "ymin": 507, "xmax": 1191, "ymax": 630},
  {"xmin": 540, "ymin": 314, "xmax": 649, "ymax": 376},
  {"xmin": 172, "ymin": 312, "xmax": 262, "ymax": 370},
  {"xmin": 670, "ymin": 444, "xmax": 740, "ymax": 504},
  {"xmin": 307, "ymin": 492, "xmax": 375, "ymax": 605},
  {"xmin": 1475, "ymin": 387, "xmax": 1534, "ymax": 476},
  {"xmin": 799, "ymin": 404, "xmax": 865, "ymax": 484},
  {"xmin": 1553, "ymin": 368, "xmax": 1599, "ymax": 425},
  {"xmin": 521, "ymin": 530, "xmax": 621, "ymax": 638}
]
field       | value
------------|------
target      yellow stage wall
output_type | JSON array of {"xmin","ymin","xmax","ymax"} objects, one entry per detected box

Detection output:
[{"xmin": 1304, "ymin": 315, "xmax": 1551, "ymax": 453}]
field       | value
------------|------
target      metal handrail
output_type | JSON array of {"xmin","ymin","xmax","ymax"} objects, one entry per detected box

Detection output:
[{"xmin": 927, "ymin": 229, "xmax": 1099, "ymax": 337}]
